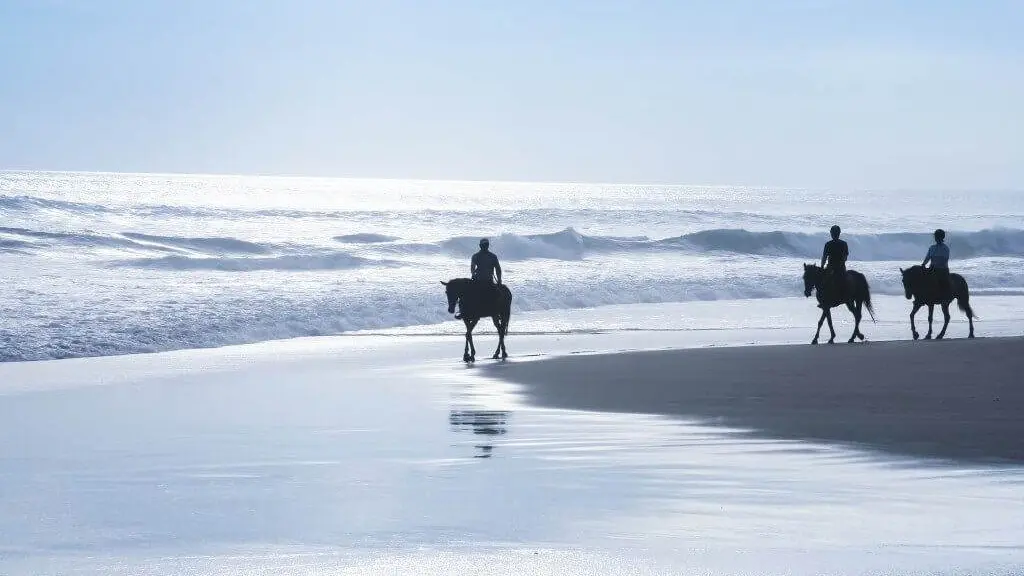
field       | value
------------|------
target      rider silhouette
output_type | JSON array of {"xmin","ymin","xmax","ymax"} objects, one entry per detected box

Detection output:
[
  {"xmin": 468, "ymin": 238, "xmax": 501, "ymax": 314},
  {"xmin": 821, "ymin": 225, "xmax": 849, "ymax": 302},
  {"xmin": 922, "ymin": 228, "xmax": 951, "ymax": 301}
]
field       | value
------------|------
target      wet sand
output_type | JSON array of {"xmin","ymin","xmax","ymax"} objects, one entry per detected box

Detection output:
[
  {"xmin": 488, "ymin": 337, "xmax": 1024, "ymax": 464},
  {"xmin": 3, "ymin": 331, "xmax": 1024, "ymax": 573}
]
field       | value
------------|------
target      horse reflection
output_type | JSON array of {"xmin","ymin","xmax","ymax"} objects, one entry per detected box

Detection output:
[{"xmin": 449, "ymin": 409, "xmax": 509, "ymax": 458}]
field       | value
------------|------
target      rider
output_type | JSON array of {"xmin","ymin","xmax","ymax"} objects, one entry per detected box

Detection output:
[
  {"xmin": 470, "ymin": 238, "xmax": 502, "ymax": 311},
  {"xmin": 922, "ymin": 228, "xmax": 951, "ymax": 301},
  {"xmin": 820, "ymin": 225, "xmax": 849, "ymax": 301}
]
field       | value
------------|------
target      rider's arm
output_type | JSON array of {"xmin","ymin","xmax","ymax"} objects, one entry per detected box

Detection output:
[
  {"xmin": 922, "ymin": 245, "xmax": 933, "ymax": 267},
  {"xmin": 470, "ymin": 253, "xmax": 478, "ymax": 277},
  {"xmin": 495, "ymin": 260, "xmax": 502, "ymax": 285},
  {"xmin": 820, "ymin": 244, "xmax": 828, "ymax": 268}
]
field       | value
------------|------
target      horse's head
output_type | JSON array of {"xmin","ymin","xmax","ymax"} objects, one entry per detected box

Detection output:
[
  {"xmin": 441, "ymin": 280, "xmax": 461, "ymax": 314},
  {"xmin": 899, "ymin": 266, "xmax": 917, "ymax": 300},
  {"xmin": 802, "ymin": 263, "xmax": 821, "ymax": 297}
]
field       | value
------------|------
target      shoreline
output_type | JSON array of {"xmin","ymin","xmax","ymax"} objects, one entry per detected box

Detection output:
[{"xmin": 486, "ymin": 336, "xmax": 1024, "ymax": 465}]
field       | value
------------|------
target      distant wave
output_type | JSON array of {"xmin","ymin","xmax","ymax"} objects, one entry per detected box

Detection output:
[
  {"xmin": 121, "ymin": 232, "xmax": 271, "ymax": 255},
  {"xmin": 334, "ymin": 233, "xmax": 399, "ymax": 243},
  {"xmin": 114, "ymin": 252, "xmax": 398, "ymax": 272},
  {"xmin": 0, "ymin": 194, "xmax": 113, "ymax": 214},
  {"xmin": 0, "ymin": 226, "xmax": 159, "ymax": 251},
  {"xmin": 0, "ymin": 226, "xmax": 282, "ymax": 256},
  {"xmin": 2, "ymin": 194, "xmax": 815, "ymax": 222},
  {"xmin": 0, "ymin": 238, "xmax": 35, "ymax": 253}
]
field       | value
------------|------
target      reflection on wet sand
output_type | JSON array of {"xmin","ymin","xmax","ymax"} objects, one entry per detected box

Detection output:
[{"xmin": 449, "ymin": 409, "xmax": 509, "ymax": 458}]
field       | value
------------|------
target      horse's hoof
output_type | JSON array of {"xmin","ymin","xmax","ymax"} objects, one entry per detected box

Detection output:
[
  {"xmin": 502, "ymin": 353, "xmax": 508, "ymax": 360},
  {"xmin": 828, "ymin": 338, "xmax": 835, "ymax": 345},
  {"xmin": 492, "ymin": 353, "xmax": 500, "ymax": 360},
  {"xmin": 912, "ymin": 332, "xmax": 919, "ymax": 341},
  {"xmin": 811, "ymin": 338, "xmax": 818, "ymax": 345},
  {"xmin": 857, "ymin": 333, "xmax": 865, "ymax": 341},
  {"xmin": 847, "ymin": 338, "xmax": 855, "ymax": 344},
  {"xmin": 924, "ymin": 335, "xmax": 932, "ymax": 340},
  {"xmin": 969, "ymin": 333, "xmax": 976, "ymax": 339},
  {"xmin": 936, "ymin": 335, "xmax": 944, "ymax": 341}
]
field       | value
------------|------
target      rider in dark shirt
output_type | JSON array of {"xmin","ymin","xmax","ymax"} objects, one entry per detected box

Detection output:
[
  {"xmin": 471, "ymin": 238, "xmax": 501, "ymax": 286},
  {"xmin": 820, "ymin": 225, "xmax": 849, "ymax": 301}
]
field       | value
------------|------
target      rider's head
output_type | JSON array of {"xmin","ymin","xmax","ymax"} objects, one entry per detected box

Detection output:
[
  {"xmin": 830, "ymin": 225, "xmax": 841, "ymax": 239},
  {"xmin": 479, "ymin": 238, "xmax": 490, "ymax": 250},
  {"xmin": 934, "ymin": 228, "xmax": 946, "ymax": 243}
]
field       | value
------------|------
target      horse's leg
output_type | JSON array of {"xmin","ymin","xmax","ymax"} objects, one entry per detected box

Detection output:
[
  {"xmin": 467, "ymin": 318, "xmax": 479, "ymax": 361},
  {"xmin": 462, "ymin": 318, "xmax": 472, "ymax": 362},
  {"xmin": 825, "ymin": 308, "xmax": 837, "ymax": 344},
  {"xmin": 847, "ymin": 301, "xmax": 862, "ymax": 343},
  {"xmin": 491, "ymin": 316, "xmax": 502, "ymax": 359},
  {"xmin": 966, "ymin": 299, "xmax": 975, "ymax": 339},
  {"xmin": 909, "ymin": 302, "xmax": 921, "ymax": 340},
  {"xmin": 856, "ymin": 300, "xmax": 866, "ymax": 340},
  {"xmin": 812, "ymin": 308, "xmax": 826, "ymax": 345},
  {"xmin": 499, "ymin": 310, "xmax": 509, "ymax": 359},
  {"xmin": 937, "ymin": 303, "xmax": 951, "ymax": 340},
  {"xmin": 924, "ymin": 305, "xmax": 935, "ymax": 339}
]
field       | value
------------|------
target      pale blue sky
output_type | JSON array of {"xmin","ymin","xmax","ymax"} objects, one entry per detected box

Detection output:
[{"xmin": 1, "ymin": 1, "xmax": 1021, "ymax": 188}]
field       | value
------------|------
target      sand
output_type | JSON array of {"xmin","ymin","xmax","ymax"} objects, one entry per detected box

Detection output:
[
  {"xmin": 2, "ymin": 331, "xmax": 1024, "ymax": 573},
  {"xmin": 487, "ymin": 337, "xmax": 1024, "ymax": 464}
]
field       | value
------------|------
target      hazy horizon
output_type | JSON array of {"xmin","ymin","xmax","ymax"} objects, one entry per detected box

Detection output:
[
  {"xmin": 2, "ymin": 1, "xmax": 1021, "ymax": 190},
  {"xmin": 4, "ymin": 168, "xmax": 1024, "ymax": 193}
]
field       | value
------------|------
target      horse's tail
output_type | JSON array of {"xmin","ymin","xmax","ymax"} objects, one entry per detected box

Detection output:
[
  {"xmin": 856, "ymin": 271, "xmax": 876, "ymax": 322},
  {"xmin": 499, "ymin": 285, "xmax": 513, "ymax": 331},
  {"xmin": 953, "ymin": 274, "xmax": 976, "ymax": 319},
  {"xmin": 499, "ymin": 285, "xmax": 512, "ymax": 312}
]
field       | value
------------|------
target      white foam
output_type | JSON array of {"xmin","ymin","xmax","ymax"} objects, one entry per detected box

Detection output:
[{"xmin": 3, "ymin": 173, "xmax": 1024, "ymax": 361}]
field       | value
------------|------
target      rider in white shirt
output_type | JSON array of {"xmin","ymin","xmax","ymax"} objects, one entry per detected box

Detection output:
[{"xmin": 922, "ymin": 229, "xmax": 951, "ymax": 300}]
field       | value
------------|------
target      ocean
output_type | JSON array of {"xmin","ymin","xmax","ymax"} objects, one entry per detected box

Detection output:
[
  {"xmin": 3, "ymin": 171, "xmax": 1024, "ymax": 574},
  {"xmin": 2, "ymin": 170, "xmax": 1024, "ymax": 362}
]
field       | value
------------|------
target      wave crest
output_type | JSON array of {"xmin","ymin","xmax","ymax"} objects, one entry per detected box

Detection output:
[
  {"xmin": 419, "ymin": 227, "xmax": 1024, "ymax": 262},
  {"xmin": 334, "ymin": 233, "xmax": 399, "ymax": 244},
  {"xmin": 113, "ymin": 252, "xmax": 396, "ymax": 272}
]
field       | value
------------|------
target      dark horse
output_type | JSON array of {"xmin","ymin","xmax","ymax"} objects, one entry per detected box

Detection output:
[
  {"xmin": 802, "ymin": 264, "xmax": 876, "ymax": 345},
  {"xmin": 899, "ymin": 265, "xmax": 975, "ymax": 340},
  {"xmin": 441, "ymin": 279, "xmax": 512, "ymax": 362}
]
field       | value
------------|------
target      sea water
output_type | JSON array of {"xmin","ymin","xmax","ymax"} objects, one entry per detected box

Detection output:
[
  {"xmin": 2, "ymin": 170, "xmax": 1023, "ymax": 361},
  {"xmin": 3, "ymin": 172, "xmax": 1024, "ymax": 574}
]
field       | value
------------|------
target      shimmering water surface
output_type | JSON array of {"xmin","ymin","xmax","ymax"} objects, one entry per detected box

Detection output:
[{"xmin": 1, "ymin": 321, "xmax": 1022, "ymax": 575}]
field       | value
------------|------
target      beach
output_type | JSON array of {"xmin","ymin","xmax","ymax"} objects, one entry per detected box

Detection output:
[
  {"xmin": 4, "ymin": 172, "xmax": 1024, "ymax": 573},
  {"xmin": 488, "ymin": 337, "xmax": 1024, "ymax": 464},
  {"xmin": 3, "ymin": 316, "xmax": 1024, "ymax": 574}
]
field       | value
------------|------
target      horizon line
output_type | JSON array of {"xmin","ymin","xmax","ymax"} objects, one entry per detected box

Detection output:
[{"xmin": 0, "ymin": 167, "xmax": 1019, "ymax": 194}]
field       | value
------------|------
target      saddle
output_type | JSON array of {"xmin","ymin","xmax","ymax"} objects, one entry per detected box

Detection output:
[
  {"xmin": 458, "ymin": 282, "xmax": 501, "ymax": 319},
  {"xmin": 825, "ymin": 269, "xmax": 850, "ymax": 305},
  {"xmin": 924, "ymin": 268, "xmax": 953, "ymax": 300}
]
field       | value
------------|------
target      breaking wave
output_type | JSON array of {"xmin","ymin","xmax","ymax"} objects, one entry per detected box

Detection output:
[
  {"xmin": 5, "ymin": 225, "xmax": 1024, "ymax": 265},
  {"xmin": 385, "ymin": 227, "xmax": 1024, "ymax": 262},
  {"xmin": 114, "ymin": 252, "xmax": 396, "ymax": 272},
  {"xmin": 121, "ymin": 232, "xmax": 272, "ymax": 255}
]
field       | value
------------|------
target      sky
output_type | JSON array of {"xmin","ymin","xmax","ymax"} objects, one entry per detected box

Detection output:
[{"xmin": 1, "ymin": 0, "xmax": 1021, "ymax": 189}]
